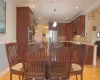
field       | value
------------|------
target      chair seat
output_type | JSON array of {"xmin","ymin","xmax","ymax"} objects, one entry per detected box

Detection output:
[
  {"xmin": 12, "ymin": 63, "xmax": 23, "ymax": 71},
  {"xmin": 25, "ymin": 73, "xmax": 44, "ymax": 79},
  {"xmin": 72, "ymin": 63, "xmax": 82, "ymax": 71}
]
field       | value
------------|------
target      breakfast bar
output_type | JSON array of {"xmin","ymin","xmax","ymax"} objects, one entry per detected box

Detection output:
[{"xmin": 59, "ymin": 41, "xmax": 97, "ymax": 65}]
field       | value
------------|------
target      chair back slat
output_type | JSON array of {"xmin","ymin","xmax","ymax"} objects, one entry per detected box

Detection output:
[
  {"xmin": 49, "ymin": 47, "xmax": 73, "ymax": 78},
  {"xmin": 23, "ymin": 47, "xmax": 46, "ymax": 78},
  {"xmin": 5, "ymin": 43, "xmax": 19, "ymax": 68},
  {"xmin": 28, "ymin": 45, "xmax": 47, "ymax": 60}
]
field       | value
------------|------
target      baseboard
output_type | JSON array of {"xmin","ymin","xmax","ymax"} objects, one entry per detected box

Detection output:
[{"xmin": 0, "ymin": 68, "xmax": 9, "ymax": 78}]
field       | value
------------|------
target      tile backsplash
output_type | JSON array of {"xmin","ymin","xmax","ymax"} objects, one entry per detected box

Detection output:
[{"xmin": 73, "ymin": 35, "xmax": 87, "ymax": 43}]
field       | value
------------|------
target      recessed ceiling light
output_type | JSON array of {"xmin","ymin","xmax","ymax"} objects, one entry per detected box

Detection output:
[
  {"xmin": 38, "ymin": 17, "xmax": 42, "ymax": 19},
  {"xmin": 66, "ymin": 18, "xmax": 68, "ymax": 20},
  {"xmin": 33, "ymin": 6, "xmax": 35, "ymax": 8},
  {"xmin": 76, "ymin": 7, "xmax": 78, "ymax": 9}
]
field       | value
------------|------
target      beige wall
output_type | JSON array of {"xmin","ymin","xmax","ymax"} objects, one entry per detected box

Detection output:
[
  {"xmin": 87, "ymin": 8, "xmax": 100, "ymax": 44},
  {"xmin": 34, "ymin": 24, "xmax": 48, "ymax": 42},
  {"xmin": 36, "ymin": 24, "xmax": 48, "ymax": 34}
]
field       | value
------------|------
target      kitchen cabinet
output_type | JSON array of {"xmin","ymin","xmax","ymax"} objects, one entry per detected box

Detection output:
[
  {"xmin": 85, "ymin": 45, "xmax": 94, "ymax": 65},
  {"xmin": 16, "ymin": 7, "xmax": 36, "ymax": 54},
  {"xmin": 65, "ymin": 23, "xmax": 71, "ymax": 40},
  {"xmin": 71, "ymin": 15, "xmax": 85, "ymax": 36},
  {"xmin": 52, "ymin": 15, "xmax": 85, "ymax": 41}
]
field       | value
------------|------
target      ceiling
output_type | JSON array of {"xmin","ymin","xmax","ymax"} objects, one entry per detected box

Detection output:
[
  {"xmin": 15, "ymin": 0, "xmax": 97, "ymax": 24},
  {"xmin": 88, "ymin": 7, "xmax": 100, "ymax": 24}
]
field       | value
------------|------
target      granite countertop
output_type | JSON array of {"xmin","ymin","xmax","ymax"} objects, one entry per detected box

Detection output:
[{"xmin": 59, "ymin": 41, "xmax": 97, "ymax": 46}]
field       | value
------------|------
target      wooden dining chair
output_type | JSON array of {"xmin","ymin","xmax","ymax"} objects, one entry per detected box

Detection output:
[
  {"xmin": 28, "ymin": 44, "xmax": 48, "ymax": 59},
  {"xmin": 70, "ymin": 44, "xmax": 88, "ymax": 80},
  {"xmin": 23, "ymin": 47, "xmax": 46, "ymax": 80},
  {"xmin": 5, "ymin": 43, "xmax": 24, "ymax": 80},
  {"xmin": 49, "ymin": 47, "xmax": 73, "ymax": 80}
]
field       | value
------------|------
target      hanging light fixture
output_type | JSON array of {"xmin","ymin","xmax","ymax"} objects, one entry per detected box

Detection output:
[
  {"xmin": 53, "ymin": 9, "xmax": 57, "ymax": 27},
  {"xmin": 53, "ymin": 21, "xmax": 57, "ymax": 27}
]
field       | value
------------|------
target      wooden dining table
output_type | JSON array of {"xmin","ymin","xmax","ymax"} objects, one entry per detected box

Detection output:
[{"xmin": 27, "ymin": 43, "xmax": 72, "ymax": 80}]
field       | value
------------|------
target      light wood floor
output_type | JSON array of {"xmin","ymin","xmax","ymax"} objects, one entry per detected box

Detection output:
[{"xmin": 0, "ymin": 65, "xmax": 100, "ymax": 80}]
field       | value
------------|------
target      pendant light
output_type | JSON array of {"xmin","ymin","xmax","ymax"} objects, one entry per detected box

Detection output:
[{"xmin": 53, "ymin": 9, "xmax": 57, "ymax": 27}]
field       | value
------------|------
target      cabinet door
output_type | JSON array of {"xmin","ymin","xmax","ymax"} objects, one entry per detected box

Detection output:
[
  {"xmin": 80, "ymin": 16, "xmax": 85, "ymax": 36},
  {"xmin": 29, "ymin": 10, "xmax": 33, "ymax": 27},
  {"xmin": 68, "ymin": 24, "xmax": 72, "ymax": 40},
  {"xmin": 73, "ymin": 15, "xmax": 85, "ymax": 36},
  {"xmin": 63, "ymin": 24, "xmax": 66, "ymax": 36},
  {"xmin": 71, "ymin": 22, "xmax": 74, "ymax": 37},
  {"xmin": 73, "ymin": 21, "xmax": 77, "ymax": 34},
  {"xmin": 65, "ymin": 24, "xmax": 70, "ymax": 40},
  {"xmin": 70, "ymin": 23, "xmax": 73, "ymax": 40},
  {"xmin": 57, "ymin": 24, "xmax": 62, "ymax": 36},
  {"xmin": 77, "ymin": 17, "xmax": 80, "ymax": 35}
]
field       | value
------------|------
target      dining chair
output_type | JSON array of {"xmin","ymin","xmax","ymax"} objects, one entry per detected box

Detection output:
[
  {"xmin": 23, "ymin": 47, "xmax": 46, "ymax": 80},
  {"xmin": 5, "ymin": 43, "xmax": 24, "ymax": 80},
  {"xmin": 28, "ymin": 44, "xmax": 48, "ymax": 59},
  {"xmin": 48, "ymin": 47, "xmax": 73, "ymax": 80},
  {"xmin": 70, "ymin": 44, "xmax": 88, "ymax": 80}
]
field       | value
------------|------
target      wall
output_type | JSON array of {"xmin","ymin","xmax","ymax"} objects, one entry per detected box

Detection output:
[
  {"xmin": 34, "ymin": 24, "xmax": 48, "ymax": 42},
  {"xmin": 80, "ymin": 0, "xmax": 100, "ymax": 44},
  {"xmin": 81, "ymin": 0, "xmax": 100, "ymax": 37},
  {"xmin": 87, "ymin": 6, "xmax": 100, "ymax": 44},
  {"xmin": 36, "ymin": 24, "xmax": 48, "ymax": 34},
  {"xmin": 0, "ymin": 0, "xmax": 16, "ymax": 74},
  {"xmin": 87, "ymin": 19, "xmax": 100, "ymax": 44}
]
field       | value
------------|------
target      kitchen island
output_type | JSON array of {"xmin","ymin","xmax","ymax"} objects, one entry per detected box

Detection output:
[{"xmin": 59, "ymin": 41, "xmax": 97, "ymax": 65}]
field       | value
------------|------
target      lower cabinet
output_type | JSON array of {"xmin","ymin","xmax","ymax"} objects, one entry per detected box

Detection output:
[{"xmin": 85, "ymin": 45, "xmax": 94, "ymax": 65}]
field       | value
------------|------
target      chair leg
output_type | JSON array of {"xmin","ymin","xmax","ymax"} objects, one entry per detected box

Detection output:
[
  {"xmin": 10, "ymin": 73, "xmax": 12, "ymax": 80},
  {"xmin": 22, "ymin": 75, "xmax": 24, "ymax": 80},
  {"xmin": 81, "ymin": 73, "xmax": 83, "ymax": 80},
  {"xmin": 19, "ymin": 75, "xmax": 21, "ymax": 80},
  {"xmin": 22, "ymin": 74, "xmax": 25, "ymax": 80},
  {"xmin": 76, "ymin": 74, "xmax": 78, "ymax": 80}
]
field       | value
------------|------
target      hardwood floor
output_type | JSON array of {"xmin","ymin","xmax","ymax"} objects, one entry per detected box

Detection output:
[
  {"xmin": 71, "ymin": 65, "xmax": 100, "ymax": 80},
  {"xmin": 0, "ymin": 65, "xmax": 100, "ymax": 80}
]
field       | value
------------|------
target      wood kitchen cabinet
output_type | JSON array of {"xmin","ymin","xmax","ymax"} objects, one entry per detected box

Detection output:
[
  {"xmin": 85, "ymin": 45, "xmax": 94, "ymax": 65},
  {"xmin": 16, "ymin": 7, "xmax": 35, "ymax": 54},
  {"xmin": 60, "ymin": 15, "xmax": 85, "ymax": 41},
  {"xmin": 74, "ymin": 44, "xmax": 94, "ymax": 65},
  {"xmin": 71, "ymin": 15, "xmax": 85, "ymax": 36},
  {"xmin": 58, "ymin": 23, "xmax": 71, "ymax": 40},
  {"xmin": 65, "ymin": 23, "xmax": 71, "ymax": 40},
  {"xmin": 51, "ymin": 15, "xmax": 85, "ymax": 41},
  {"xmin": 57, "ymin": 23, "xmax": 66, "ymax": 36}
]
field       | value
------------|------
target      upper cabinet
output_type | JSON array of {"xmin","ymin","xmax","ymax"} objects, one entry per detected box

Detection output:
[
  {"xmin": 57, "ymin": 15, "xmax": 85, "ymax": 41},
  {"xmin": 71, "ymin": 15, "xmax": 85, "ymax": 36},
  {"xmin": 29, "ymin": 9, "xmax": 33, "ymax": 26}
]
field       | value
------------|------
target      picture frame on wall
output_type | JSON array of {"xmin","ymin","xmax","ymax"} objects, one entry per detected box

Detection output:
[{"xmin": 0, "ymin": 0, "xmax": 6, "ymax": 33}]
